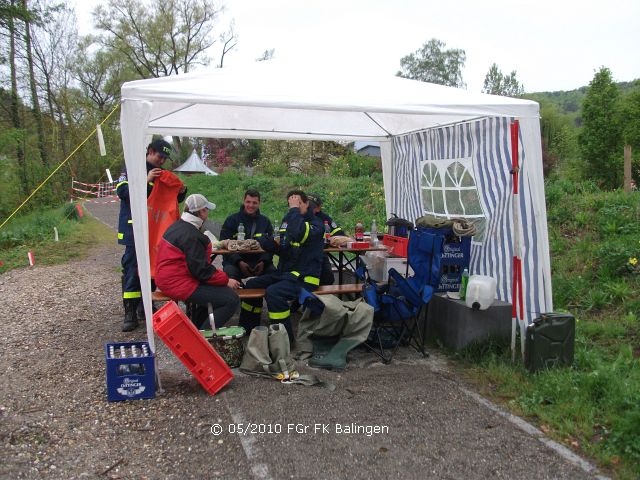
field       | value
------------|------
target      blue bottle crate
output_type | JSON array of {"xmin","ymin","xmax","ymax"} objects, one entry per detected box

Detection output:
[
  {"xmin": 417, "ymin": 226, "xmax": 471, "ymax": 292},
  {"xmin": 105, "ymin": 341, "xmax": 156, "ymax": 402}
]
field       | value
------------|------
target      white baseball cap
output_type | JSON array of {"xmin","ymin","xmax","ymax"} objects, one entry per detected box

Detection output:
[{"xmin": 185, "ymin": 193, "xmax": 216, "ymax": 211}]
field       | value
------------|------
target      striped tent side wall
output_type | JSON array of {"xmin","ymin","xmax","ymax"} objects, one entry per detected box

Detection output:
[{"xmin": 391, "ymin": 117, "xmax": 548, "ymax": 323}]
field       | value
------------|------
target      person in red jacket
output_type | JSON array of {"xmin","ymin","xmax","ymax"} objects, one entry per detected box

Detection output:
[{"xmin": 155, "ymin": 194, "xmax": 241, "ymax": 329}]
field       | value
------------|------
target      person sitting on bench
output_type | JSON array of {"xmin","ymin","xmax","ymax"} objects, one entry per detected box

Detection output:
[
  {"xmin": 155, "ymin": 194, "xmax": 241, "ymax": 330},
  {"xmin": 238, "ymin": 190, "xmax": 324, "ymax": 343},
  {"xmin": 220, "ymin": 188, "xmax": 275, "ymax": 280},
  {"xmin": 307, "ymin": 192, "xmax": 346, "ymax": 286}
]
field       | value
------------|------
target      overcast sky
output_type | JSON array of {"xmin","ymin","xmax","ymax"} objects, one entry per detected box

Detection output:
[{"xmin": 72, "ymin": 0, "xmax": 639, "ymax": 93}]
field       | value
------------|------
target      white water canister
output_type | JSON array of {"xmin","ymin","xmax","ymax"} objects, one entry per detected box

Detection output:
[{"xmin": 465, "ymin": 275, "xmax": 497, "ymax": 310}]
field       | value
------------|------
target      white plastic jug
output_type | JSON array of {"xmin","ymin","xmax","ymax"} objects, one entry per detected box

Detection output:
[{"xmin": 465, "ymin": 275, "xmax": 497, "ymax": 310}]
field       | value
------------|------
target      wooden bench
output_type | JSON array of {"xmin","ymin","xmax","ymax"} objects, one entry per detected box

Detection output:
[{"xmin": 152, "ymin": 283, "xmax": 363, "ymax": 303}]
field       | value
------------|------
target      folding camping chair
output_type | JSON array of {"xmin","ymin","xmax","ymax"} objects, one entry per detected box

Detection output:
[{"xmin": 359, "ymin": 228, "xmax": 444, "ymax": 363}]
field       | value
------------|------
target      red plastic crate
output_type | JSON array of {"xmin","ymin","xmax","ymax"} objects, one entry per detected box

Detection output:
[
  {"xmin": 383, "ymin": 234, "xmax": 409, "ymax": 257},
  {"xmin": 153, "ymin": 301, "xmax": 233, "ymax": 395}
]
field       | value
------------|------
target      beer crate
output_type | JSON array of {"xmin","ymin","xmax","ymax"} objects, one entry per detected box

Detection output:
[
  {"xmin": 153, "ymin": 301, "xmax": 233, "ymax": 396},
  {"xmin": 417, "ymin": 226, "xmax": 471, "ymax": 292},
  {"xmin": 105, "ymin": 341, "xmax": 156, "ymax": 402}
]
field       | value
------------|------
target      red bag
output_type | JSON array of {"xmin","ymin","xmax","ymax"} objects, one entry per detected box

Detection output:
[{"xmin": 148, "ymin": 170, "xmax": 184, "ymax": 278}]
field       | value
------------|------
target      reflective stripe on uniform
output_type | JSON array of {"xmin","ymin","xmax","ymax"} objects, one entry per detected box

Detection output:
[
  {"xmin": 127, "ymin": 220, "xmax": 133, "ymax": 224},
  {"xmin": 300, "ymin": 221, "xmax": 310, "ymax": 244},
  {"xmin": 118, "ymin": 233, "xmax": 124, "ymax": 240},
  {"xmin": 304, "ymin": 276, "xmax": 320, "ymax": 286},
  {"xmin": 330, "ymin": 227, "xmax": 341, "ymax": 236},
  {"xmin": 241, "ymin": 302, "xmax": 262, "ymax": 314},
  {"xmin": 269, "ymin": 310, "xmax": 290, "ymax": 320},
  {"xmin": 123, "ymin": 291, "xmax": 141, "ymax": 299},
  {"xmin": 290, "ymin": 222, "xmax": 310, "ymax": 247},
  {"xmin": 254, "ymin": 233, "xmax": 262, "ymax": 237},
  {"xmin": 116, "ymin": 180, "xmax": 128, "ymax": 189},
  {"xmin": 290, "ymin": 271, "xmax": 300, "ymax": 277}
]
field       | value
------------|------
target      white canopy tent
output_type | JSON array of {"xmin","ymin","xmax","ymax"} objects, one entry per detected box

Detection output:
[
  {"xmin": 173, "ymin": 149, "xmax": 218, "ymax": 176},
  {"xmin": 120, "ymin": 62, "xmax": 551, "ymax": 355}
]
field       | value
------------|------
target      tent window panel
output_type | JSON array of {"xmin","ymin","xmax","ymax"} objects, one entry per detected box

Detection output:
[
  {"xmin": 421, "ymin": 188, "xmax": 433, "ymax": 212},
  {"xmin": 460, "ymin": 170, "xmax": 475, "ymax": 187},
  {"xmin": 459, "ymin": 189, "xmax": 484, "ymax": 215},
  {"xmin": 445, "ymin": 190, "xmax": 465, "ymax": 215},
  {"xmin": 432, "ymin": 189, "xmax": 446, "ymax": 213},
  {"xmin": 419, "ymin": 157, "xmax": 487, "ymax": 242}
]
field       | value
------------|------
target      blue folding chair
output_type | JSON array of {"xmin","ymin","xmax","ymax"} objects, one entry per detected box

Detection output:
[{"xmin": 358, "ymin": 229, "xmax": 444, "ymax": 362}]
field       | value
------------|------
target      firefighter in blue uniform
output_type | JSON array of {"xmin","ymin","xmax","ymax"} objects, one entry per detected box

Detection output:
[
  {"xmin": 306, "ymin": 193, "xmax": 346, "ymax": 285},
  {"xmin": 117, "ymin": 139, "xmax": 187, "ymax": 332},
  {"xmin": 238, "ymin": 190, "xmax": 324, "ymax": 343},
  {"xmin": 219, "ymin": 188, "xmax": 275, "ymax": 280}
]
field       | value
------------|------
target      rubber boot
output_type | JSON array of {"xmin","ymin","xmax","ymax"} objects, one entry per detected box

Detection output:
[
  {"xmin": 122, "ymin": 300, "xmax": 138, "ymax": 332},
  {"xmin": 239, "ymin": 326, "xmax": 271, "ymax": 376},
  {"xmin": 136, "ymin": 301, "xmax": 145, "ymax": 322},
  {"xmin": 309, "ymin": 339, "xmax": 361, "ymax": 370}
]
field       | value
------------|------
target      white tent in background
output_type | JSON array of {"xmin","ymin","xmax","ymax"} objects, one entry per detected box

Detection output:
[
  {"xmin": 120, "ymin": 61, "xmax": 551, "ymax": 359},
  {"xmin": 173, "ymin": 149, "xmax": 218, "ymax": 176}
]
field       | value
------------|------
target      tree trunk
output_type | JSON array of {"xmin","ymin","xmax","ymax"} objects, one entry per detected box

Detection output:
[
  {"xmin": 623, "ymin": 145, "xmax": 632, "ymax": 192},
  {"xmin": 23, "ymin": 0, "xmax": 49, "ymax": 168},
  {"xmin": 9, "ymin": 2, "xmax": 28, "ymax": 196}
]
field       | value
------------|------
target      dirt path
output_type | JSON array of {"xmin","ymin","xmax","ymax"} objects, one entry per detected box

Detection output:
[{"xmin": 0, "ymin": 200, "xmax": 606, "ymax": 479}]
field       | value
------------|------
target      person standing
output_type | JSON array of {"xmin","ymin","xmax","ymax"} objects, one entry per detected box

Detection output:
[
  {"xmin": 307, "ymin": 193, "xmax": 346, "ymax": 286},
  {"xmin": 116, "ymin": 139, "xmax": 187, "ymax": 332},
  {"xmin": 220, "ymin": 189, "xmax": 275, "ymax": 280},
  {"xmin": 239, "ymin": 190, "xmax": 324, "ymax": 343},
  {"xmin": 155, "ymin": 194, "xmax": 241, "ymax": 330}
]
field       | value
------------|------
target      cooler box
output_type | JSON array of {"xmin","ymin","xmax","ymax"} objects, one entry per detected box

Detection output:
[
  {"xmin": 368, "ymin": 256, "xmax": 414, "ymax": 282},
  {"xmin": 153, "ymin": 301, "xmax": 233, "ymax": 395}
]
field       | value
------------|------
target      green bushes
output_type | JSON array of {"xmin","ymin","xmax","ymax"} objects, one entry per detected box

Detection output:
[{"xmin": 179, "ymin": 170, "xmax": 387, "ymax": 235}]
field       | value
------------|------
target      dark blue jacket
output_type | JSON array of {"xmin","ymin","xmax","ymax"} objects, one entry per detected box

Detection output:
[
  {"xmin": 220, "ymin": 206, "xmax": 274, "ymax": 267},
  {"xmin": 260, "ymin": 207, "xmax": 324, "ymax": 281},
  {"xmin": 116, "ymin": 161, "xmax": 187, "ymax": 246}
]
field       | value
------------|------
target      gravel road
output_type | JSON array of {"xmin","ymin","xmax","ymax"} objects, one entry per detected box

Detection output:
[{"xmin": 0, "ymin": 199, "xmax": 606, "ymax": 479}]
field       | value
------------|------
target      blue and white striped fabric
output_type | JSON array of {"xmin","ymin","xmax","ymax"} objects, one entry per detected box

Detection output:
[{"xmin": 390, "ymin": 117, "xmax": 551, "ymax": 323}]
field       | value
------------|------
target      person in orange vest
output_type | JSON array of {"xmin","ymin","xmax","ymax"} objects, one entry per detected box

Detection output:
[{"xmin": 116, "ymin": 139, "xmax": 187, "ymax": 332}]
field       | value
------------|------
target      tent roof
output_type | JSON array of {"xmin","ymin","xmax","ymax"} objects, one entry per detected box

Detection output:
[
  {"xmin": 173, "ymin": 149, "xmax": 217, "ymax": 175},
  {"xmin": 121, "ymin": 61, "xmax": 539, "ymax": 142}
]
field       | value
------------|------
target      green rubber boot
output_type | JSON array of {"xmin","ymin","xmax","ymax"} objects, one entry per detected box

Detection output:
[
  {"xmin": 308, "ymin": 339, "xmax": 361, "ymax": 371},
  {"xmin": 239, "ymin": 326, "xmax": 271, "ymax": 376}
]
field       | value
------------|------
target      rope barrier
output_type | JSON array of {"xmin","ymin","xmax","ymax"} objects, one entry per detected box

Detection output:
[{"xmin": 0, "ymin": 103, "xmax": 121, "ymax": 232}]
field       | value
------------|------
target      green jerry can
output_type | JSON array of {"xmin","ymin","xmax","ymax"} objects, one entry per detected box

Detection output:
[{"xmin": 525, "ymin": 312, "xmax": 575, "ymax": 373}]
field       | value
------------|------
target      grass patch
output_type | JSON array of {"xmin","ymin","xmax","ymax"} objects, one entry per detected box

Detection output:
[
  {"xmin": 0, "ymin": 205, "xmax": 113, "ymax": 274},
  {"xmin": 453, "ymin": 180, "xmax": 640, "ymax": 479}
]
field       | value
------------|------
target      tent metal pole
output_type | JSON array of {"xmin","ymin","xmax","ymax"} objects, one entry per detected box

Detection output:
[{"xmin": 510, "ymin": 120, "xmax": 525, "ymax": 362}]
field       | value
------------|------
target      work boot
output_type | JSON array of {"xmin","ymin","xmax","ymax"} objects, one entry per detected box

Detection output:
[
  {"xmin": 308, "ymin": 339, "xmax": 361, "ymax": 371},
  {"xmin": 136, "ymin": 301, "xmax": 146, "ymax": 322},
  {"xmin": 122, "ymin": 301, "xmax": 138, "ymax": 332}
]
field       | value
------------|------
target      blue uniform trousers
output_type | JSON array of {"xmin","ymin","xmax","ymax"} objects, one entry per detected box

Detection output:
[{"xmin": 239, "ymin": 272, "xmax": 317, "ymax": 343}]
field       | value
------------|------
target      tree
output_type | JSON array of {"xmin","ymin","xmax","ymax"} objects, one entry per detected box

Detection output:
[
  {"xmin": 578, "ymin": 67, "xmax": 622, "ymax": 189},
  {"xmin": 397, "ymin": 38, "xmax": 466, "ymax": 88},
  {"xmin": 92, "ymin": 0, "xmax": 229, "ymax": 78},
  {"xmin": 482, "ymin": 63, "xmax": 524, "ymax": 97},
  {"xmin": 22, "ymin": 0, "xmax": 49, "ymax": 167}
]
